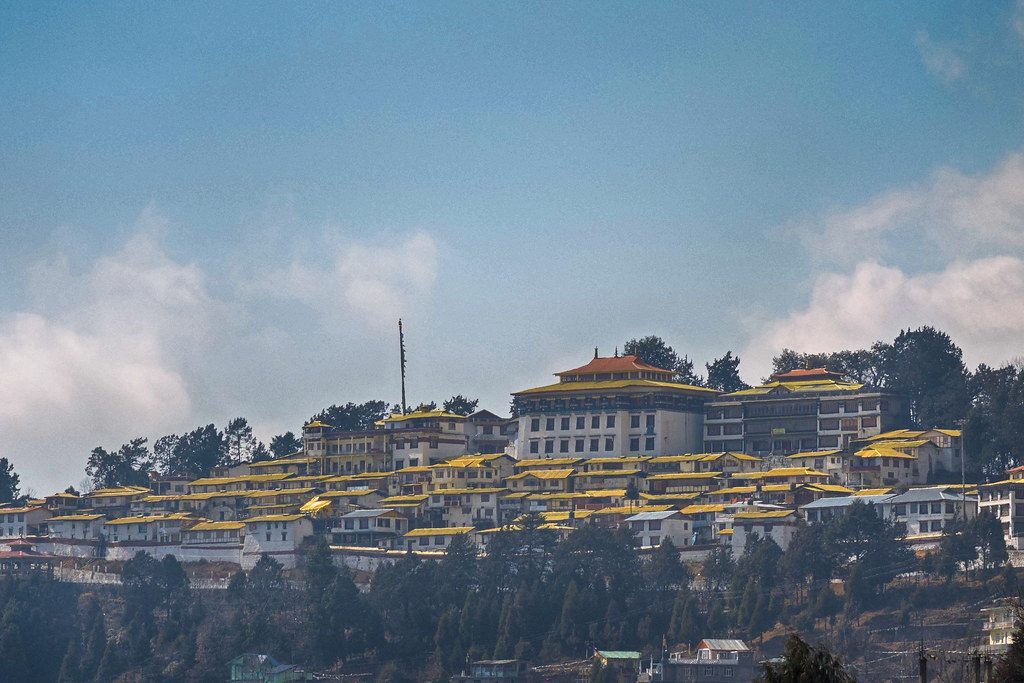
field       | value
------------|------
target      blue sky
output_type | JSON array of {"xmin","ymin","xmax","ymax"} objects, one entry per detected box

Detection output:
[{"xmin": 3, "ymin": 2, "xmax": 1024, "ymax": 493}]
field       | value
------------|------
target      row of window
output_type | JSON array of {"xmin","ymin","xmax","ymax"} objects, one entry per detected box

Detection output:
[{"xmin": 529, "ymin": 414, "xmax": 655, "ymax": 433}]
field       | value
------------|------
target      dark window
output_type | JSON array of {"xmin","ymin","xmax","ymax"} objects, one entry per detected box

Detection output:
[
  {"xmin": 560, "ymin": 439, "xmax": 570, "ymax": 453},
  {"xmin": 606, "ymin": 415, "xmax": 616, "ymax": 428},
  {"xmin": 529, "ymin": 441, "xmax": 539, "ymax": 454},
  {"xmin": 575, "ymin": 439, "xmax": 585, "ymax": 452},
  {"xmin": 630, "ymin": 415, "xmax": 641, "ymax": 429},
  {"xmin": 576, "ymin": 416, "xmax": 585, "ymax": 430},
  {"xmin": 530, "ymin": 418, "xmax": 540, "ymax": 432},
  {"xmin": 589, "ymin": 438, "xmax": 599, "ymax": 452},
  {"xmin": 591, "ymin": 416, "xmax": 600, "ymax": 429},
  {"xmin": 561, "ymin": 417, "xmax": 570, "ymax": 430},
  {"xmin": 544, "ymin": 440, "xmax": 554, "ymax": 454},
  {"xmin": 546, "ymin": 418, "xmax": 555, "ymax": 431},
  {"xmin": 646, "ymin": 414, "xmax": 655, "ymax": 428},
  {"xmin": 629, "ymin": 438, "xmax": 640, "ymax": 451},
  {"xmin": 645, "ymin": 437, "xmax": 655, "ymax": 451},
  {"xmin": 605, "ymin": 437, "xmax": 614, "ymax": 451}
]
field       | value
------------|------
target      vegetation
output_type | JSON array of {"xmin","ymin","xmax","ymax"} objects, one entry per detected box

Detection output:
[{"xmin": 0, "ymin": 457, "xmax": 20, "ymax": 504}]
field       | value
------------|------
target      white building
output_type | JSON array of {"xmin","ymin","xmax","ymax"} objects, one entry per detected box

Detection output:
[
  {"xmin": 241, "ymin": 514, "xmax": 314, "ymax": 569},
  {"xmin": 729, "ymin": 509, "xmax": 799, "ymax": 554},
  {"xmin": 0, "ymin": 505, "xmax": 51, "ymax": 539},
  {"xmin": 512, "ymin": 353, "xmax": 717, "ymax": 460},
  {"xmin": 400, "ymin": 526, "xmax": 474, "ymax": 552},
  {"xmin": 888, "ymin": 487, "xmax": 976, "ymax": 537},
  {"xmin": 333, "ymin": 508, "xmax": 408, "ymax": 546},
  {"xmin": 624, "ymin": 509, "xmax": 692, "ymax": 548},
  {"xmin": 427, "ymin": 488, "xmax": 505, "ymax": 528}
]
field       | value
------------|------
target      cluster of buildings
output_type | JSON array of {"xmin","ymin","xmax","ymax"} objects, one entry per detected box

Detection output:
[{"xmin": 0, "ymin": 353, "xmax": 1003, "ymax": 571}]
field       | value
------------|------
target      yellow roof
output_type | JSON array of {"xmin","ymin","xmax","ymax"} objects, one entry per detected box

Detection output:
[
  {"xmin": 537, "ymin": 510, "xmax": 595, "ymax": 522},
  {"xmin": 247, "ymin": 456, "xmax": 317, "ymax": 468},
  {"xmin": 247, "ymin": 487, "xmax": 320, "ymax": 498},
  {"xmin": 640, "ymin": 492, "xmax": 703, "ymax": 502},
  {"xmin": 679, "ymin": 504, "xmax": 727, "ymax": 514},
  {"xmin": 786, "ymin": 450, "xmax": 842, "ymax": 459},
  {"xmin": 646, "ymin": 454, "xmax": 708, "ymax": 464},
  {"xmin": 378, "ymin": 494, "xmax": 430, "ymax": 504},
  {"xmin": 319, "ymin": 489, "xmax": 383, "ymax": 498},
  {"xmin": 428, "ymin": 487, "xmax": 506, "ymax": 495},
  {"xmin": 245, "ymin": 514, "xmax": 307, "ymax": 523},
  {"xmin": 506, "ymin": 469, "xmax": 576, "ymax": 480},
  {"xmin": 581, "ymin": 489, "xmax": 627, "ymax": 498},
  {"xmin": 187, "ymin": 520, "xmax": 245, "ymax": 531},
  {"xmin": 383, "ymin": 410, "xmax": 465, "ymax": 423},
  {"xmin": 105, "ymin": 513, "xmax": 194, "ymax": 525},
  {"xmin": 593, "ymin": 504, "xmax": 672, "ymax": 516},
  {"xmin": 698, "ymin": 452, "xmax": 762, "ymax": 462},
  {"xmin": 733, "ymin": 468, "xmax": 830, "ymax": 480},
  {"xmin": 403, "ymin": 526, "xmax": 474, "ymax": 538},
  {"xmin": 855, "ymin": 446, "xmax": 917, "ymax": 460},
  {"xmin": 47, "ymin": 513, "xmax": 106, "ymax": 522},
  {"xmin": 807, "ymin": 484, "xmax": 856, "ymax": 494},
  {"xmin": 726, "ymin": 378, "xmax": 865, "ymax": 396},
  {"xmin": 584, "ymin": 456, "xmax": 652, "ymax": 465},
  {"xmin": 733, "ymin": 509, "xmax": 797, "ymax": 520},
  {"xmin": 854, "ymin": 488, "xmax": 893, "ymax": 496},
  {"xmin": 646, "ymin": 471, "xmax": 723, "ymax": 481},
  {"xmin": 476, "ymin": 522, "xmax": 572, "ymax": 535},
  {"xmin": 87, "ymin": 486, "xmax": 151, "ymax": 498},
  {"xmin": 718, "ymin": 528, "xmax": 734, "ymax": 535},
  {"xmin": 397, "ymin": 465, "xmax": 432, "ymax": 474},
  {"xmin": 438, "ymin": 453, "xmax": 510, "ymax": 468},
  {"xmin": 514, "ymin": 457, "xmax": 583, "ymax": 469},
  {"xmin": 573, "ymin": 469, "xmax": 643, "ymax": 478},
  {"xmin": 189, "ymin": 473, "xmax": 293, "ymax": 486},
  {"xmin": 514, "ymin": 378, "xmax": 718, "ymax": 396},
  {"xmin": 47, "ymin": 492, "xmax": 80, "ymax": 499},
  {"xmin": 299, "ymin": 499, "xmax": 333, "ymax": 514}
]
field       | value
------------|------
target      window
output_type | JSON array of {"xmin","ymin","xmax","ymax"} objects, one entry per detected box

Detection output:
[
  {"xmin": 841, "ymin": 418, "xmax": 858, "ymax": 431},
  {"xmin": 630, "ymin": 415, "xmax": 641, "ymax": 428},
  {"xmin": 590, "ymin": 438, "xmax": 599, "ymax": 452},
  {"xmin": 419, "ymin": 537, "xmax": 429, "ymax": 546},
  {"xmin": 629, "ymin": 437, "xmax": 640, "ymax": 452},
  {"xmin": 646, "ymin": 414, "xmax": 655, "ymax": 428},
  {"xmin": 265, "ymin": 533, "xmax": 271, "ymax": 541},
  {"xmin": 645, "ymin": 437, "xmax": 655, "ymax": 451},
  {"xmin": 931, "ymin": 502, "xmax": 942, "ymax": 514},
  {"xmin": 605, "ymin": 437, "xmax": 614, "ymax": 451},
  {"xmin": 546, "ymin": 418, "xmax": 555, "ymax": 431},
  {"xmin": 281, "ymin": 532, "xmax": 288, "ymax": 541},
  {"xmin": 648, "ymin": 520, "xmax": 662, "ymax": 531},
  {"xmin": 576, "ymin": 416, "xmax": 585, "ymax": 430},
  {"xmin": 575, "ymin": 439, "xmax": 585, "ymax": 452},
  {"xmin": 862, "ymin": 416, "xmax": 877, "ymax": 428},
  {"xmin": 561, "ymin": 417, "xmax": 570, "ymax": 430},
  {"xmin": 591, "ymin": 416, "xmax": 600, "ymax": 429},
  {"xmin": 544, "ymin": 440, "xmax": 554, "ymax": 454},
  {"xmin": 530, "ymin": 441, "xmax": 539, "ymax": 454},
  {"xmin": 560, "ymin": 439, "xmax": 570, "ymax": 453},
  {"xmin": 606, "ymin": 415, "xmax": 616, "ymax": 428},
  {"xmin": 531, "ymin": 418, "xmax": 540, "ymax": 432},
  {"xmin": 434, "ymin": 536, "xmax": 444, "ymax": 546},
  {"xmin": 359, "ymin": 519, "xmax": 369, "ymax": 529},
  {"xmin": 483, "ymin": 425, "xmax": 493, "ymax": 435}
]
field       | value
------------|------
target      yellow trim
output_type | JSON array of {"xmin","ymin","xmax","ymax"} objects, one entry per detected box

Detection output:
[
  {"xmin": 514, "ymin": 378, "xmax": 718, "ymax": 396},
  {"xmin": 403, "ymin": 526, "xmax": 474, "ymax": 538}
]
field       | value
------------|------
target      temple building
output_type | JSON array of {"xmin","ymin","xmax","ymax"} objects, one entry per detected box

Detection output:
[
  {"xmin": 512, "ymin": 353, "xmax": 718, "ymax": 459},
  {"xmin": 702, "ymin": 367, "xmax": 906, "ymax": 457}
]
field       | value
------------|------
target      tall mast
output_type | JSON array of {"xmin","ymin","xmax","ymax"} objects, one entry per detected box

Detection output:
[{"xmin": 399, "ymin": 318, "xmax": 408, "ymax": 415}]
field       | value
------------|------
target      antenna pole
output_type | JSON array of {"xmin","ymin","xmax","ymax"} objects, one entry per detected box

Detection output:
[{"xmin": 399, "ymin": 319, "xmax": 408, "ymax": 415}]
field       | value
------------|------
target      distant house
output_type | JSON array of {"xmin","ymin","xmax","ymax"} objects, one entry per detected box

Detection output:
[
  {"xmin": 593, "ymin": 650, "xmax": 641, "ymax": 681},
  {"xmin": 625, "ymin": 510, "xmax": 692, "ymax": 548},
  {"xmin": 641, "ymin": 639, "xmax": 754, "ymax": 682},
  {"xmin": 451, "ymin": 659, "xmax": 533, "ymax": 683},
  {"xmin": 227, "ymin": 653, "xmax": 312, "ymax": 682}
]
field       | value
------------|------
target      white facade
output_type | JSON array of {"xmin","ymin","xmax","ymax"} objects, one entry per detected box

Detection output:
[
  {"xmin": 0, "ymin": 506, "xmax": 50, "ymax": 539},
  {"xmin": 518, "ymin": 408, "xmax": 703, "ymax": 460},
  {"xmin": 625, "ymin": 510, "xmax": 692, "ymax": 547},
  {"xmin": 241, "ymin": 515, "xmax": 314, "ymax": 569},
  {"xmin": 730, "ymin": 511, "xmax": 799, "ymax": 554}
]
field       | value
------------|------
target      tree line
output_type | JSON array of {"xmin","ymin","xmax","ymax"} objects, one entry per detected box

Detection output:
[{"xmin": 80, "ymin": 394, "xmax": 480, "ymax": 490}]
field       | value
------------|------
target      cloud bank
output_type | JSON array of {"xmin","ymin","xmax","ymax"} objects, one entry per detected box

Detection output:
[
  {"xmin": 0, "ymin": 212, "xmax": 440, "ymax": 494},
  {"xmin": 745, "ymin": 150, "xmax": 1024, "ymax": 380}
]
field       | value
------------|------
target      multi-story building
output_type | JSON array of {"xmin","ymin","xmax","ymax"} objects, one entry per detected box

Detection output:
[
  {"xmin": 642, "ymin": 640, "xmax": 755, "ymax": 683},
  {"xmin": 466, "ymin": 409, "xmax": 517, "ymax": 455},
  {"xmin": 384, "ymin": 410, "xmax": 471, "ymax": 467},
  {"xmin": 303, "ymin": 421, "xmax": 389, "ymax": 475},
  {"xmin": 512, "ymin": 353, "xmax": 717, "ymax": 460},
  {"xmin": 979, "ymin": 465, "xmax": 1024, "ymax": 549},
  {"xmin": 703, "ymin": 367, "xmax": 906, "ymax": 456}
]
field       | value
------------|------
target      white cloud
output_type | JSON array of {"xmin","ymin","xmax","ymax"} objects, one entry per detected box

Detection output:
[
  {"xmin": 0, "ymin": 210, "xmax": 214, "ymax": 493},
  {"xmin": 748, "ymin": 148, "xmax": 1024, "ymax": 382},
  {"xmin": 254, "ymin": 230, "xmax": 439, "ymax": 329},
  {"xmin": 743, "ymin": 257, "xmax": 1024, "ymax": 380},
  {"xmin": 799, "ymin": 151, "xmax": 1024, "ymax": 263},
  {"xmin": 914, "ymin": 30, "xmax": 967, "ymax": 83}
]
